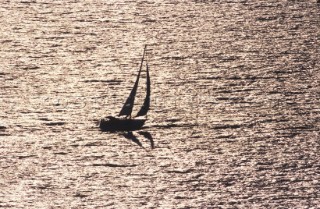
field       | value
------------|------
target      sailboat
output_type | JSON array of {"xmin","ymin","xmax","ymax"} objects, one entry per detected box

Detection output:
[{"xmin": 99, "ymin": 45, "xmax": 150, "ymax": 132}]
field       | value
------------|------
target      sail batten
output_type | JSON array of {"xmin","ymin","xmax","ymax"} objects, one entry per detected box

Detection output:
[
  {"xmin": 136, "ymin": 64, "xmax": 150, "ymax": 117},
  {"xmin": 118, "ymin": 45, "xmax": 147, "ymax": 117}
]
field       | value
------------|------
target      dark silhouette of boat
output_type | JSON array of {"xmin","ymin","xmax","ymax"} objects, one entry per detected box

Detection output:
[{"xmin": 99, "ymin": 45, "xmax": 150, "ymax": 132}]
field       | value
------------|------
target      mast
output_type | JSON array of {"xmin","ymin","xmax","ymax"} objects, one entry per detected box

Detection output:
[{"xmin": 118, "ymin": 45, "xmax": 147, "ymax": 117}]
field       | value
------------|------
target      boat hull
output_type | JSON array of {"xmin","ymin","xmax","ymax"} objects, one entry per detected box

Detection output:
[{"xmin": 99, "ymin": 117, "xmax": 146, "ymax": 132}]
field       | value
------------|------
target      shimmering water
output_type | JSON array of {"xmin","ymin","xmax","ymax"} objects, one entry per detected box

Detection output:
[{"xmin": 1, "ymin": 0, "xmax": 319, "ymax": 208}]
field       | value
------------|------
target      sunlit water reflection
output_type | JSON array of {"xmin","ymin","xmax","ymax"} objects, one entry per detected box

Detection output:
[{"xmin": 1, "ymin": 0, "xmax": 319, "ymax": 208}]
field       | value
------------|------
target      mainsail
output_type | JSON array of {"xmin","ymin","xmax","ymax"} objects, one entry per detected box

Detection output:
[
  {"xmin": 118, "ymin": 45, "xmax": 147, "ymax": 117},
  {"xmin": 136, "ymin": 63, "xmax": 150, "ymax": 117},
  {"xmin": 118, "ymin": 68, "xmax": 141, "ymax": 117}
]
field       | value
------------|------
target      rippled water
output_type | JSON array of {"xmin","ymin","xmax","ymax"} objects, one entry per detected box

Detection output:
[{"xmin": 1, "ymin": 0, "xmax": 319, "ymax": 208}]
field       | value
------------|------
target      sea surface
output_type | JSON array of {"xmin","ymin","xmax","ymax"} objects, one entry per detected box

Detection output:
[{"xmin": 1, "ymin": 0, "xmax": 319, "ymax": 208}]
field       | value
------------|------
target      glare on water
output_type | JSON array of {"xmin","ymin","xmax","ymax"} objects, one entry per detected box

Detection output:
[{"xmin": 0, "ymin": 0, "xmax": 319, "ymax": 208}]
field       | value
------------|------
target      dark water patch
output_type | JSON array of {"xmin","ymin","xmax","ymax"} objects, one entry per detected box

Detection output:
[
  {"xmin": 161, "ymin": 56, "xmax": 190, "ymax": 60},
  {"xmin": 83, "ymin": 142, "xmax": 103, "ymax": 147},
  {"xmin": 20, "ymin": 111, "xmax": 46, "ymax": 114},
  {"xmin": 44, "ymin": 122, "xmax": 66, "ymax": 126},
  {"xmin": 256, "ymin": 16, "xmax": 279, "ymax": 22},
  {"xmin": 200, "ymin": 76, "xmax": 223, "ymax": 80},
  {"xmin": 216, "ymin": 88, "xmax": 256, "ymax": 93},
  {"xmin": 92, "ymin": 163, "xmax": 137, "ymax": 168},
  {"xmin": 142, "ymin": 18, "xmax": 157, "ymax": 23},
  {"xmin": 42, "ymin": 146, "xmax": 52, "ymax": 150},
  {"xmin": 278, "ymin": 124, "xmax": 316, "ymax": 131},
  {"xmin": 74, "ymin": 193, "xmax": 89, "ymax": 198},
  {"xmin": 53, "ymin": 152, "xmax": 68, "ymax": 155},
  {"xmin": 34, "ymin": 36, "xmax": 68, "ymax": 40},
  {"xmin": 20, "ymin": 65, "xmax": 40, "ymax": 70},
  {"xmin": 215, "ymin": 97, "xmax": 234, "ymax": 101},
  {"xmin": 39, "ymin": 117, "xmax": 51, "ymax": 121},
  {"xmin": 17, "ymin": 155, "xmax": 37, "ymax": 159},
  {"xmin": 1, "ymin": 40, "xmax": 13, "ymax": 44},
  {"xmin": 166, "ymin": 118, "xmax": 182, "ymax": 123},
  {"xmin": 216, "ymin": 134, "xmax": 236, "ymax": 139},
  {"xmin": 31, "ymin": 184, "xmax": 52, "ymax": 190},
  {"xmin": 219, "ymin": 55, "xmax": 241, "ymax": 62},
  {"xmin": 211, "ymin": 124, "xmax": 242, "ymax": 130},
  {"xmin": 0, "ymin": 204, "xmax": 13, "ymax": 208},
  {"xmin": 82, "ymin": 79, "xmax": 122, "ymax": 84},
  {"xmin": 167, "ymin": 169, "xmax": 194, "ymax": 174}
]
